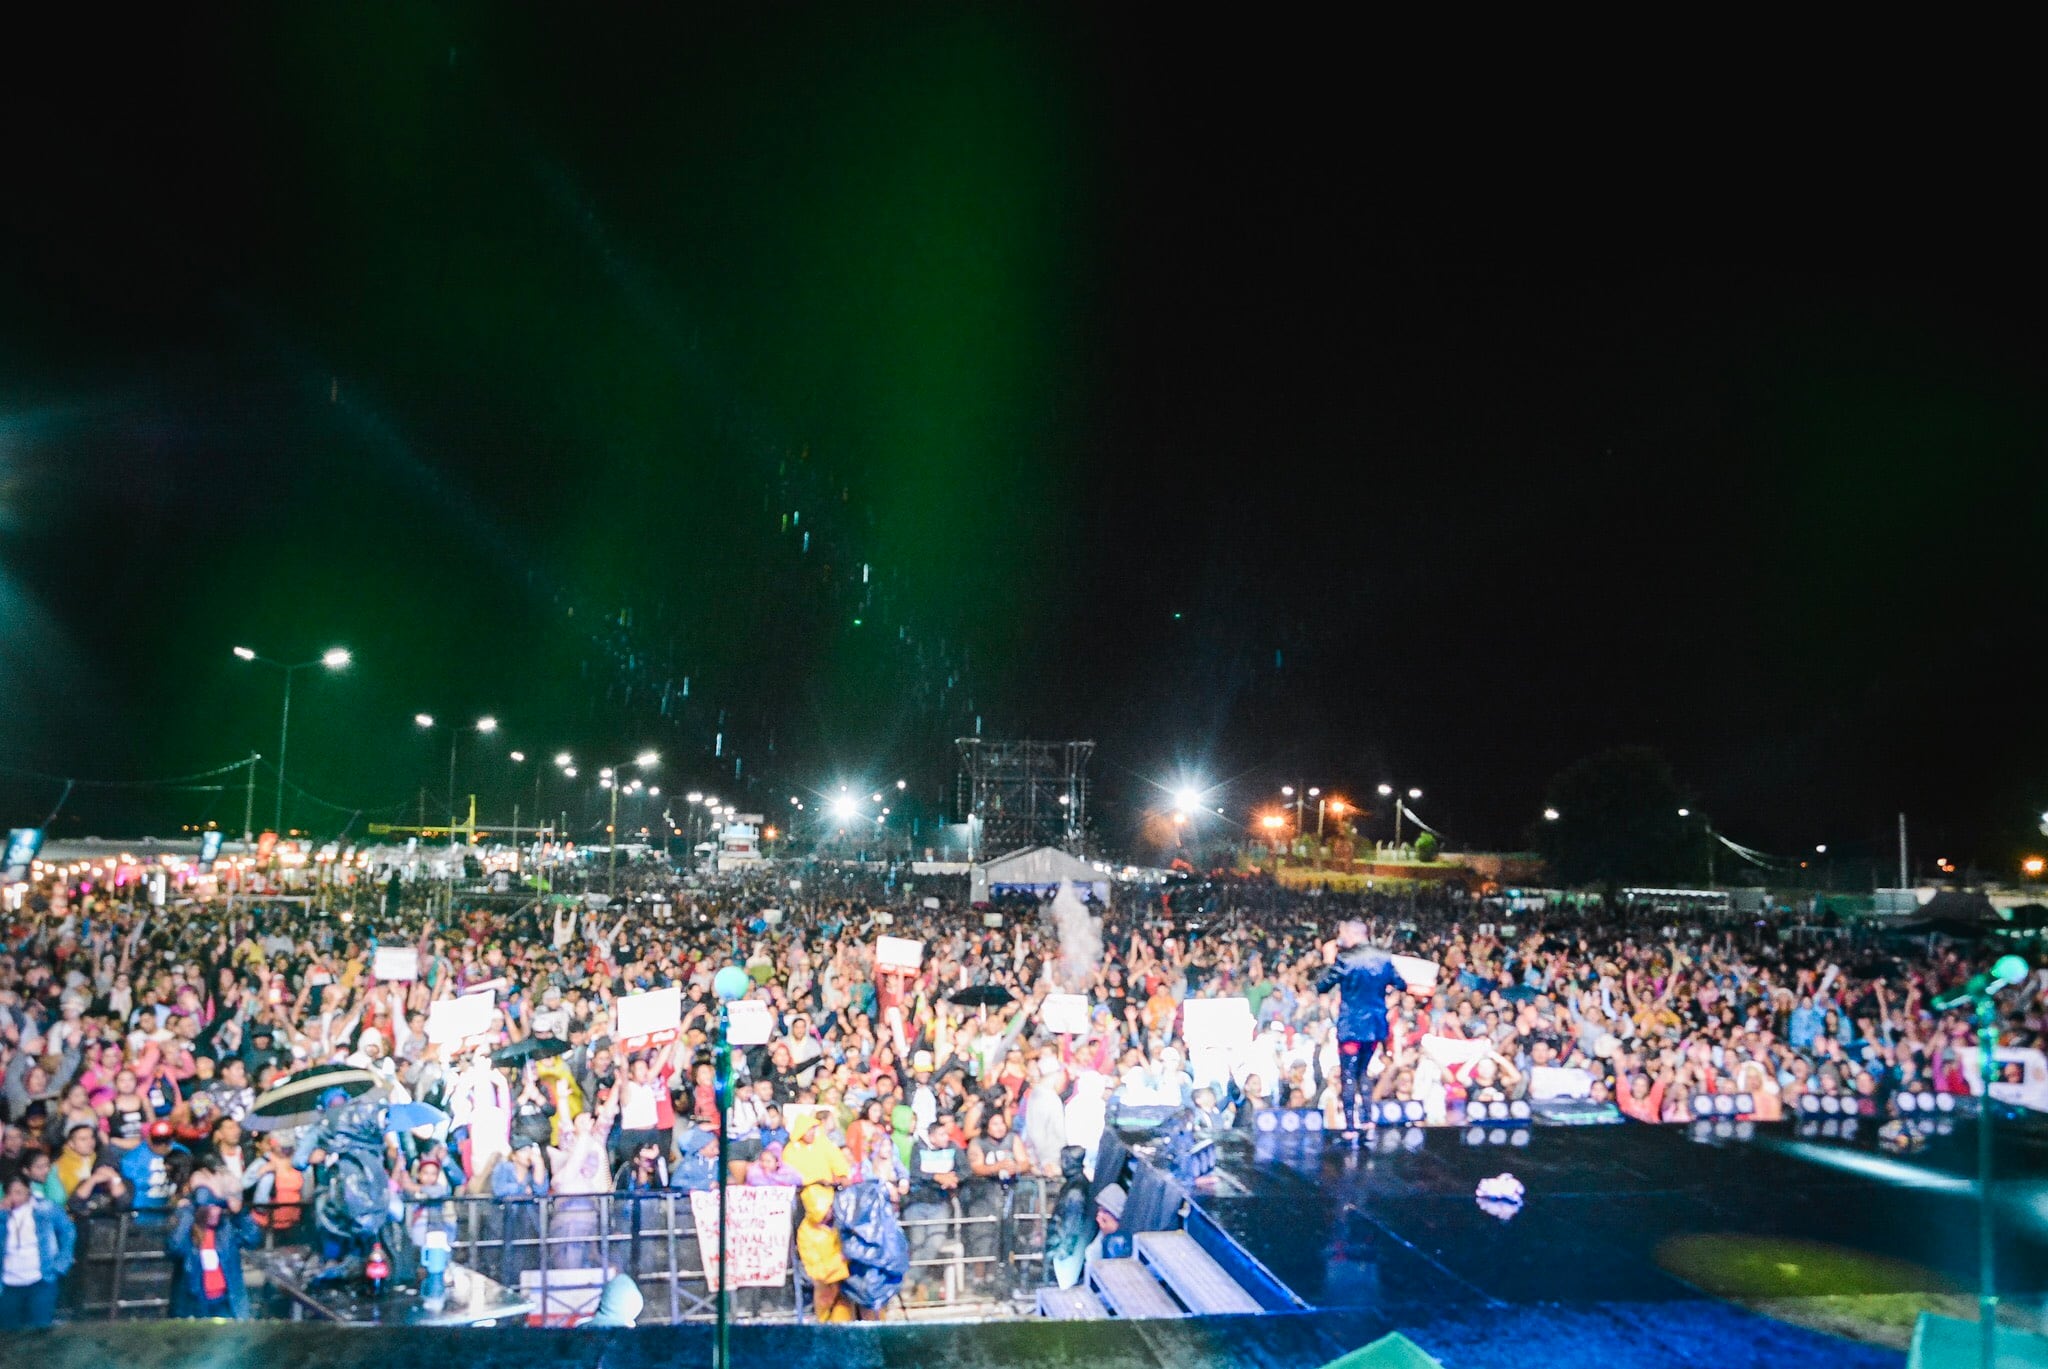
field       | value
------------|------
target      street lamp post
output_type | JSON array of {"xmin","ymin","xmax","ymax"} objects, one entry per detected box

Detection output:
[
  {"xmin": 1377, "ymin": 783, "xmax": 1423, "ymax": 848},
  {"xmin": 233, "ymin": 645, "xmax": 351, "ymax": 837},
  {"xmin": 415, "ymin": 714, "xmax": 498, "ymax": 844},
  {"xmin": 600, "ymin": 751, "xmax": 660, "ymax": 898}
]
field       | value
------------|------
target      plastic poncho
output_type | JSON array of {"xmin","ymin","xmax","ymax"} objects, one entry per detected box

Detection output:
[
  {"xmin": 797, "ymin": 1184, "xmax": 850, "ymax": 1286},
  {"xmin": 783, "ymin": 1113, "xmax": 850, "ymax": 1190},
  {"xmin": 833, "ymin": 1178, "xmax": 910, "ymax": 1310}
]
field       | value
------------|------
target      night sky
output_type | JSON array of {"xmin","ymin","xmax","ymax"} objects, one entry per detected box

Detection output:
[{"xmin": 3, "ymin": 10, "xmax": 2043, "ymax": 871}]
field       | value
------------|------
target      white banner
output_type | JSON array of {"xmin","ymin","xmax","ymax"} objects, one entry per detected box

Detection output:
[
  {"xmin": 1041, "ymin": 993, "xmax": 1090, "ymax": 1035},
  {"xmin": 1181, "ymin": 997, "xmax": 1253, "ymax": 1053},
  {"xmin": 614, "ymin": 985, "xmax": 683, "ymax": 1040},
  {"xmin": 373, "ymin": 946, "xmax": 419, "ymax": 982},
  {"xmin": 876, "ymin": 935, "xmax": 925, "ymax": 971},
  {"xmin": 426, "ymin": 991, "xmax": 496, "ymax": 1045},
  {"xmin": 691, "ymin": 1186, "xmax": 796, "ymax": 1288}
]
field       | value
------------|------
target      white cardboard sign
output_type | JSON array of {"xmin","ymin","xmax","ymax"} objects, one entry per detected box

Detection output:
[
  {"xmin": 614, "ymin": 985, "xmax": 683, "ymax": 1041},
  {"xmin": 1041, "ymin": 993, "xmax": 1090, "ymax": 1035},
  {"xmin": 876, "ymin": 935, "xmax": 925, "ymax": 972},
  {"xmin": 726, "ymin": 999, "xmax": 773, "ymax": 1047},
  {"xmin": 1181, "ymin": 997, "xmax": 1254, "ymax": 1053},
  {"xmin": 426, "ymin": 991, "xmax": 496, "ymax": 1045},
  {"xmin": 373, "ymin": 946, "xmax": 420, "ymax": 982},
  {"xmin": 1390, "ymin": 954, "xmax": 1440, "ymax": 990}
]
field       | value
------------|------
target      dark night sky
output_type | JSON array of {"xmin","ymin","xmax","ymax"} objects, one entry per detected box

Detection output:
[{"xmin": 3, "ymin": 11, "xmax": 2043, "ymax": 870}]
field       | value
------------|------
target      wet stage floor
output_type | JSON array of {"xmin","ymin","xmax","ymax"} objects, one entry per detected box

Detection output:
[{"xmin": 1194, "ymin": 1113, "xmax": 2048, "ymax": 1311}]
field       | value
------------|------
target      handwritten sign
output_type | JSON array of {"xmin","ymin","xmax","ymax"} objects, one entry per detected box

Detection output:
[
  {"xmin": 876, "ymin": 935, "xmax": 925, "ymax": 972},
  {"xmin": 1041, "ymin": 993, "xmax": 1090, "ymax": 1035},
  {"xmin": 426, "ymin": 991, "xmax": 496, "ymax": 1045},
  {"xmin": 614, "ymin": 985, "xmax": 683, "ymax": 1043},
  {"xmin": 726, "ymin": 999, "xmax": 773, "ymax": 1047},
  {"xmin": 373, "ymin": 946, "xmax": 419, "ymax": 982},
  {"xmin": 691, "ymin": 1186, "xmax": 795, "ymax": 1288}
]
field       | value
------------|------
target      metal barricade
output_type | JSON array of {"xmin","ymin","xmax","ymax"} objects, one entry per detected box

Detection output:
[{"xmin": 59, "ymin": 1175, "xmax": 1058, "ymax": 1324}]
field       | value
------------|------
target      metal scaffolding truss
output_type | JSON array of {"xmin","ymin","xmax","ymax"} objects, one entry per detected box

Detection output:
[{"xmin": 955, "ymin": 738, "xmax": 1093, "ymax": 860}]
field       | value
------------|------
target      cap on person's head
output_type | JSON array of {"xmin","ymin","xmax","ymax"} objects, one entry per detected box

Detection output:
[
  {"xmin": 1095, "ymin": 1184, "xmax": 1127, "ymax": 1220},
  {"xmin": 146, "ymin": 1120, "xmax": 175, "ymax": 1142},
  {"xmin": 912, "ymin": 1050, "xmax": 934, "ymax": 1072}
]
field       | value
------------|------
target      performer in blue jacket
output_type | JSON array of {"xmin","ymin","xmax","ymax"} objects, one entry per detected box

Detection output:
[{"xmin": 1314, "ymin": 920, "xmax": 1410, "ymax": 1139}]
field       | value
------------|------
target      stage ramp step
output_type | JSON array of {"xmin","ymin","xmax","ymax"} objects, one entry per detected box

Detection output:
[
  {"xmin": 1088, "ymin": 1256, "xmax": 1185, "ymax": 1319},
  {"xmin": 1036, "ymin": 1284, "xmax": 1111, "ymax": 1320},
  {"xmin": 1135, "ymin": 1229, "xmax": 1262, "ymax": 1316}
]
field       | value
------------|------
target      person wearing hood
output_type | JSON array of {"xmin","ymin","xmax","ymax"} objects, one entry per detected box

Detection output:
[
  {"xmin": 781, "ymin": 1110, "xmax": 850, "ymax": 1193},
  {"xmin": 165, "ymin": 1170, "xmax": 260, "ymax": 1319},
  {"xmin": 1019, "ymin": 1054, "xmax": 1067, "ymax": 1179},
  {"xmin": 889, "ymin": 1103, "xmax": 916, "ymax": 1172},
  {"xmin": 1315, "ymin": 921, "xmax": 1411, "ymax": 1138},
  {"xmin": 796, "ymin": 1183, "xmax": 853, "ymax": 1322},
  {"xmin": 586, "ymin": 1272, "xmax": 644, "ymax": 1328},
  {"xmin": 1041, "ymin": 1145, "xmax": 1092, "ymax": 1289}
]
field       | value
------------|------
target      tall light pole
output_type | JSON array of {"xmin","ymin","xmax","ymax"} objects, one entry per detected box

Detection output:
[
  {"xmin": 1377, "ymin": 783, "xmax": 1423, "ymax": 848},
  {"xmin": 414, "ymin": 713, "xmax": 498, "ymax": 844},
  {"xmin": 600, "ymin": 751, "xmax": 659, "ymax": 897},
  {"xmin": 234, "ymin": 645, "xmax": 351, "ymax": 837}
]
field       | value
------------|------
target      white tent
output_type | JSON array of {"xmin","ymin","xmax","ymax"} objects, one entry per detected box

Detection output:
[{"xmin": 971, "ymin": 845, "xmax": 1111, "ymax": 905}]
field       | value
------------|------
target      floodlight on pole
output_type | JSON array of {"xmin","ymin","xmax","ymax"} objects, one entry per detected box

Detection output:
[{"xmin": 233, "ymin": 644, "xmax": 354, "ymax": 838}]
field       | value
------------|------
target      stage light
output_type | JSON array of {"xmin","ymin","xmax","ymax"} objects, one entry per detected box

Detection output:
[
  {"xmin": 476, "ymin": 716, "xmax": 498, "ymax": 733},
  {"xmin": 509, "ymin": 751, "xmax": 526, "ymax": 763},
  {"xmin": 1173, "ymin": 788, "xmax": 1202, "ymax": 814},
  {"xmin": 556, "ymin": 753, "xmax": 574, "ymax": 768},
  {"xmin": 321, "ymin": 647, "xmax": 352, "ymax": 669},
  {"xmin": 634, "ymin": 751, "xmax": 659, "ymax": 767},
  {"xmin": 1278, "ymin": 1111, "xmax": 1301, "ymax": 1133},
  {"xmin": 1543, "ymin": 808, "xmax": 1560, "ymax": 821},
  {"xmin": 830, "ymin": 795, "xmax": 859, "ymax": 821},
  {"xmin": 415, "ymin": 713, "xmax": 435, "ymax": 729}
]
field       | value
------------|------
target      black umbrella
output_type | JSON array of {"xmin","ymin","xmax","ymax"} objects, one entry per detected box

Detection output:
[
  {"xmin": 947, "ymin": 984, "xmax": 1015, "ymax": 1009},
  {"xmin": 248, "ymin": 1064, "xmax": 385, "ymax": 1131},
  {"xmin": 493, "ymin": 1036, "xmax": 571, "ymax": 1067}
]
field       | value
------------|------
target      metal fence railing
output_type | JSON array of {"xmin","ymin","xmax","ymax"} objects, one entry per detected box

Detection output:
[{"xmin": 59, "ymin": 1176, "xmax": 1057, "ymax": 1325}]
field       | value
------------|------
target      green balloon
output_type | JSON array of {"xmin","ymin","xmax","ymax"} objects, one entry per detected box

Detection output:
[{"xmin": 1994, "ymin": 954, "xmax": 2030, "ymax": 984}]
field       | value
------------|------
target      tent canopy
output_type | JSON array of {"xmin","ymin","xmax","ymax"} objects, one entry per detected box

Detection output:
[{"xmin": 971, "ymin": 845, "xmax": 1110, "ymax": 905}]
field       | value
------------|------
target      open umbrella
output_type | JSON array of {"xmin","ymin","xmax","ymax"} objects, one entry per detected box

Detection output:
[
  {"xmin": 947, "ymin": 984, "xmax": 1015, "ymax": 1009},
  {"xmin": 492, "ymin": 1036, "xmax": 571, "ymax": 1068},
  {"xmin": 385, "ymin": 1100, "xmax": 448, "ymax": 1133},
  {"xmin": 248, "ymin": 1064, "xmax": 385, "ymax": 1131}
]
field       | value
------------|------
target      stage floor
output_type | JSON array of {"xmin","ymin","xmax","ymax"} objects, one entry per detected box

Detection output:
[{"xmin": 1195, "ymin": 1113, "xmax": 2048, "ymax": 1312}]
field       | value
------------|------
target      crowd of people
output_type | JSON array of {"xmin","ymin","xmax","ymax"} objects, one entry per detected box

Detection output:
[{"xmin": 2, "ymin": 858, "xmax": 2044, "ymax": 1327}]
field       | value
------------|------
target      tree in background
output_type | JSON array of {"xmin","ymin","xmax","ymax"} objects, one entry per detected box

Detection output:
[
  {"xmin": 1414, "ymin": 832, "xmax": 1439, "ymax": 863},
  {"xmin": 1537, "ymin": 747, "xmax": 1700, "ymax": 890}
]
